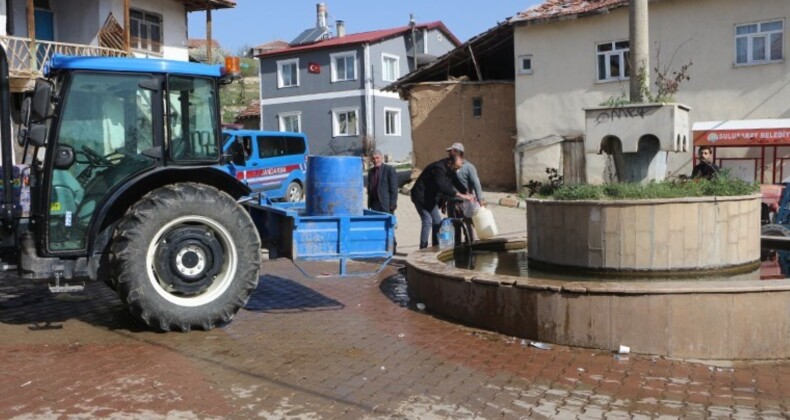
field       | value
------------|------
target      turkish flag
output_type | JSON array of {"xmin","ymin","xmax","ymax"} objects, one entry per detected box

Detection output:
[{"xmin": 308, "ymin": 63, "xmax": 321, "ymax": 74}]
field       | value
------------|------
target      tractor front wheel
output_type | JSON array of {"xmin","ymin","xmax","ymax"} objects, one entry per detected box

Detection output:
[{"xmin": 110, "ymin": 183, "xmax": 261, "ymax": 331}]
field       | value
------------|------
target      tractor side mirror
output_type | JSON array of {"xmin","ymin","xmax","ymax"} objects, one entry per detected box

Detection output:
[
  {"xmin": 53, "ymin": 145, "xmax": 75, "ymax": 170},
  {"xmin": 17, "ymin": 97, "xmax": 32, "ymax": 146},
  {"xmin": 27, "ymin": 123, "xmax": 48, "ymax": 147},
  {"xmin": 31, "ymin": 79, "xmax": 54, "ymax": 122},
  {"xmin": 20, "ymin": 96, "xmax": 31, "ymax": 127}
]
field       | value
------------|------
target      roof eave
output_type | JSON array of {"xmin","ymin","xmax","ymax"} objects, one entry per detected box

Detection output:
[
  {"xmin": 182, "ymin": 0, "xmax": 236, "ymax": 12},
  {"xmin": 512, "ymin": 3, "xmax": 627, "ymax": 26},
  {"xmin": 384, "ymin": 20, "xmax": 512, "ymax": 92}
]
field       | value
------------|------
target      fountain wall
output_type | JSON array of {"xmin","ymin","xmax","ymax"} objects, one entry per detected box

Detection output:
[{"xmin": 527, "ymin": 194, "xmax": 761, "ymax": 273}]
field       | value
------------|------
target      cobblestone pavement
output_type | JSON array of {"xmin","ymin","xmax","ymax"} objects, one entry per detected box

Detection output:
[
  {"xmin": 1, "ymin": 258, "xmax": 788, "ymax": 419},
  {"xmin": 1, "ymin": 199, "xmax": 788, "ymax": 418}
]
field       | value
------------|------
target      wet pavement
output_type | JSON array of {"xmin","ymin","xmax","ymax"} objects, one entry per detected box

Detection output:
[{"xmin": 0, "ymin": 258, "xmax": 788, "ymax": 419}]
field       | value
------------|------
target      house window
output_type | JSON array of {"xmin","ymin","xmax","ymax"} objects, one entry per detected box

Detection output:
[
  {"xmin": 518, "ymin": 54, "xmax": 533, "ymax": 75},
  {"xmin": 384, "ymin": 108, "xmax": 401, "ymax": 136},
  {"xmin": 735, "ymin": 19, "xmax": 784, "ymax": 65},
  {"xmin": 596, "ymin": 40, "xmax": 630, "ymax": 82},
  {"xmin": 382, "ymin": 53, "xmax": 400, "ymax": 82},
  {"xmin": 279, "ymin": 112, "xmax": 301, "ymax": 133},
  {"xmin": 130, "ymin": 9, "xmax": 163, "ymax": 53},
  {"xmin": 330, "ymin": 51, "xmax": 357, "ymax": 82},
  {"xmin": 332, "ymin": 108, "xmax": 359, "ymax": 137},
  {"xmin": 277, "ymin": 59, "xmax": 299, "ymax": 88},
  {"xmin": 472, "ymin": 98, "xmax": 482, "ymax": 117}
]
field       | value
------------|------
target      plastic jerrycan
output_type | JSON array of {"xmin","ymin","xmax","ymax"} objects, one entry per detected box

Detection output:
[{"xmin": 472, "ymin": 206, "xmax": 498, "ymax": 240}]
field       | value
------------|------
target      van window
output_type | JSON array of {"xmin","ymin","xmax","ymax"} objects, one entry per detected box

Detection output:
[
  {"xmin": 257, "ymin": 136, "xmax": 286, "ymax": 158},
  {"xmin": 239, "ymin": 135, "xmax": 253, "ymax": 158},
  {"xmin": 287, "ymin": 138, "xmax": 306, "ymax": 155},
  {"xmin": 257, "ymin": 135, "xmax": 305, "ymax": 158}
]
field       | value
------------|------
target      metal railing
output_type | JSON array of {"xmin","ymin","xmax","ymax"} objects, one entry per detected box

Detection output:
[{"xmin": 0, "ymin": 35, "xmax": 129, "ymax": 76}]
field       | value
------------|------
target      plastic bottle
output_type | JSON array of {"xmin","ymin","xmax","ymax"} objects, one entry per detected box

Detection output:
[{"xmin": 438, "ymin": 219, "xmax": 455, "ymax": 250}]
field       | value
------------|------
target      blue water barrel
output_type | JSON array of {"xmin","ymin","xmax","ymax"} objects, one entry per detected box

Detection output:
[{"xmin": 305, "ymin": 156, "xmax": 364, "ymax": 216}]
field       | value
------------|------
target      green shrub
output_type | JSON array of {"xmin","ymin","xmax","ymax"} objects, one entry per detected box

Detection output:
[{"xmin": 541, "ymin": 176, "xmax": 758, "ymax": 201}]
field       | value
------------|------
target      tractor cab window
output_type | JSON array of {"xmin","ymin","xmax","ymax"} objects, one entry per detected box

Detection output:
[
  {"xmin": 48, "ymin": 72, "xmax": 157, "ymax": 251},
  {"xmin": 167, "ymin": 76, "xmax": 219, "ymax": 161}
]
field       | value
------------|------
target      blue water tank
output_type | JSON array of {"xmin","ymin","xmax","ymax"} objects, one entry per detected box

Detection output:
[{"xmin": 305, "ymin": 156, "xmax": 364, "ymax": 216}]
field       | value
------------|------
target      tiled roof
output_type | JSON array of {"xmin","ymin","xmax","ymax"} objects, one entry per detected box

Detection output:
[
  {"xmin": 236, "ymin": 100, "xmax": 261, "ymax": 120},
  {"xmin": 257, "ymin": 21, "xmax": 461, "ymax": 58},
  {"xmin": 513, "ymin": 0, "xmax": 628, "ymax": 24},
  {"xmin": 254, "ymin": 40, "xmax": 289, "ymax": 51},
  {"xmin": 188, "ymin": 38, "xmax": 221, "ymax": 49}
]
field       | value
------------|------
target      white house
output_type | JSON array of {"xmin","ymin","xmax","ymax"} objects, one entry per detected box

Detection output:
[
  {"xmin": 0, "ymin": 0, "xmax": 235, "ymax": 92},
  {"xmin": 512, "ymin": 0, "xmax": 789, "ymax": 186}
]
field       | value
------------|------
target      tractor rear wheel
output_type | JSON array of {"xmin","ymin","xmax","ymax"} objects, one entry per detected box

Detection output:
[{"xmin": 110, "ymin": 183, "xmax": 261, "ymax": 331}]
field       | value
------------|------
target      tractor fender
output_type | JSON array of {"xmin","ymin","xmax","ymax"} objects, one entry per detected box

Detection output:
[{"xmin": 87, "ymin": 166, "xmax": 251, "ymax": 255}]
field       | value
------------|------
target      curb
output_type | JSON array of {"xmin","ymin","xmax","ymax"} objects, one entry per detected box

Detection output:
[{"xmin": 497, "ymin": 197, "xmax": 527, "ymax": 209}]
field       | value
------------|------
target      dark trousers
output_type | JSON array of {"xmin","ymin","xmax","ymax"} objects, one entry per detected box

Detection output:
[
  {"xmin": 414, "ymin": 203, "xmax": 442, "ymax": 249},
  {"xmin": 371, "ymin": 201, "xmax": 397, "ymax": 254},
  {"xmin": 448, "ymin": 201, "xmax": 476, "ymax": 245}
]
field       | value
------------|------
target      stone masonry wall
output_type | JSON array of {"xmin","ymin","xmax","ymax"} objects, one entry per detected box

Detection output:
[{"xmin": 526, "ymin": 195, "xmax": 761, "ymax": 271}]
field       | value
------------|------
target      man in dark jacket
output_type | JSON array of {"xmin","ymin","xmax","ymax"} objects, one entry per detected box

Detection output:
[
  {"xmin": 367, "ymin": 150, "xmax": 398, "ymax": 213},
  {"xmin": 367, "ymin": 150, "xmax": 399, "ymax": 252},
  {"xmin": 691, "ymin": 146, "xmax": 720, "ymax": 180},
  {"xmin": 410, "ymin": 155, "xmax": 474, "ymax": 249}
]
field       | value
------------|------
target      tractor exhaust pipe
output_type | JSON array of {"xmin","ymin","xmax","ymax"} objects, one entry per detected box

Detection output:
[{"xmin": 0, "ymin": 45, "xmax": 15, "ymax": 232}]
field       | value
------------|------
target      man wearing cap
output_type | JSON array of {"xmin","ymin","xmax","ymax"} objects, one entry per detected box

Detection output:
[
  {"xmin": 367, "ymin": 150, "xmax": 399, "ymax": 251},
  {"xmin": 447, "ymin": 143, "xmax": 484, "ymax": 206},
  {"xmin": 447, "ymin": 143, "xmax": 484, "ymax": 243}
]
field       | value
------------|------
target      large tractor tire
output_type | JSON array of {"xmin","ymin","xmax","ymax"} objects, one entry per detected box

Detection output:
[{"xmin": 110, "ymin": 183, "xmax": 261, "ymax": 331}]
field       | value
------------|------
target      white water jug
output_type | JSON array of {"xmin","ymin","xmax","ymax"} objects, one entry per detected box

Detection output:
[{"xmin": 472, "ymin": 207, "xmax": 498, "ymax": 240}]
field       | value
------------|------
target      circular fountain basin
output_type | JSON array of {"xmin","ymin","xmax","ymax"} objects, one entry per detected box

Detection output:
[
  {"xmin": 405, "ymin": 239, "xmax": 790, "ymax": 360},
  {"xmin": 526, "ymin": 194, "xmax": 761, "ymax": 274}
]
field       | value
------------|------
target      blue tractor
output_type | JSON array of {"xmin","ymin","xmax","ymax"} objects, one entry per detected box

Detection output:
[{"xmin": 0, "ymin": 49, "xmax": 262, "ymax": 331}]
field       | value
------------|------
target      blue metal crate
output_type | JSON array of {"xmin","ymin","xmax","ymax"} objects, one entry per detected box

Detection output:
[{"xmin": 245, "ymin": 200, "xmax": 396, "ymax": 276}]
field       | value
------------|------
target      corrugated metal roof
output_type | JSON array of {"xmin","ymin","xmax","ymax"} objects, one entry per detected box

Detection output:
[
  {"xmin": 257, "ymin": 21, "xmax": 461, "ymax": 58},
  {"xmin": 513, "ymin": 0, "xmax": 628, "ymax": 24}
]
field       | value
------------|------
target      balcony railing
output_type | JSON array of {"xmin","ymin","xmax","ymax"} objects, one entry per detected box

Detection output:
[{"xmin": 0, "ymin": 35, "xmax": 129, "ymax": 77}]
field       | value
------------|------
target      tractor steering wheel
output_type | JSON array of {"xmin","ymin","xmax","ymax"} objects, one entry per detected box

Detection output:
[{"xmin": 81, "ymin": 145, "xmax": 113, "ymax": 166}]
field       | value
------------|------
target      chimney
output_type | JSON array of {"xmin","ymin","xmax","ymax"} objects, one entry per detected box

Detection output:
[
  {"xmin": 336, "ymin": 20, "xmax": 345, "ymax": 37},
  {"xmin": 316, "ymin": 3, "xmax": 327, "ymax": 29}
]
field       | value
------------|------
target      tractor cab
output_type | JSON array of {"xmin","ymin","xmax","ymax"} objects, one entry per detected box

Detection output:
[{"xmin": 17, "ymin": 55, "xmax": 244, "ymax": 258}]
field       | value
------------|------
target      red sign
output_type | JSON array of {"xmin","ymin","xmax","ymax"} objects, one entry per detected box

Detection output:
[
  {"xmin": 694, "ymin": 128, "xmax": 790, "ymax": 147},
  {"xmin": 308, "ymin": 63, "xmax": 321, "ymax": 74}
]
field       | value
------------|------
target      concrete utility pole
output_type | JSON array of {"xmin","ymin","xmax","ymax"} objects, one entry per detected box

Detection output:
[{"xmin": 629, "ymin": 0, "xmax": 649, "ymax": 102}]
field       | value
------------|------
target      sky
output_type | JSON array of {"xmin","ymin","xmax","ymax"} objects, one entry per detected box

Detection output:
[{"xmin": 187, "ymin": 0, "xmax": 543, "ymax": 55}]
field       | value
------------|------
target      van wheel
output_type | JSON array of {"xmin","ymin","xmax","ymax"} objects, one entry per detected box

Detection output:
[
  {"xmin": 286, "ymin": 181, "xmax": 303, "ymax": 202},
  {"xmin": 761, "ymin": 224, "xmax": 790, "ymax": 237},
  {"xmin": 110, "ymin": 183, "xmax": 261, "ymax": 331}
]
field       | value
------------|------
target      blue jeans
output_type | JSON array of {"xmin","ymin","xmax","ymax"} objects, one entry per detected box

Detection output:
[{"xmin": 415, "ymin": 203, "xmax": 442, "ymax": 249}]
